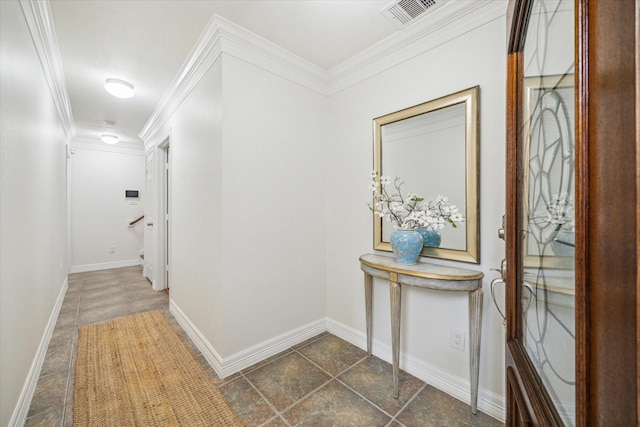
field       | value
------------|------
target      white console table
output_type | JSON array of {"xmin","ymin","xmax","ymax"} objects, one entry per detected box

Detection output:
[{"xmin": 359, "ymin": 253, "xmax": 484, "ymax": 414}]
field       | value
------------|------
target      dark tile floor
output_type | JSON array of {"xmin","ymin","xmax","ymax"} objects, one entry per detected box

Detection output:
[{"xmin": 25, "ymin": 266, "xmax": 503, "ymax": 426}]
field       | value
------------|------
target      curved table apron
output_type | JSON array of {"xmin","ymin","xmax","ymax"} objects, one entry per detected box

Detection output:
[{"xmin": 359, "ymin": 253, "xmax": 484, "ymax": 415}]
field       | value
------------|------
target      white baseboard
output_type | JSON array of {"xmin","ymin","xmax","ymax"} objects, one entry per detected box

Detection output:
[
  {"xmin": 169, "ymin": 301, "xmax": 225, "ymax": 375},
  {"xmin": 167, "ymin": 302, "xmax": 504, "ymax": 422},
  {"xmin": 169, "ymin": 300, "xmax": 327, "ymax": 378},
  {"xmin": 70, "ymin": 259, "xmax": 141, "ymax": 273},
  {"xmin": 8, "ymin": 277, "xmax": 68, "ymax": 427},
  {"xmin": 326, "ymin": 319, "xmax": 505, "ymax": 423}
]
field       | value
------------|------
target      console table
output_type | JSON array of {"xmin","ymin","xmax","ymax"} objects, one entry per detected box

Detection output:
[{"xmin": 359, "ymin": 253, "xmax": 484, "ymax": 414}]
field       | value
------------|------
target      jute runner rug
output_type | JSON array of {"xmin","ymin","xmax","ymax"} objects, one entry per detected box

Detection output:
[{"xmin": 74, "ymin": 309, "xmax": 244, "ymax": 426}]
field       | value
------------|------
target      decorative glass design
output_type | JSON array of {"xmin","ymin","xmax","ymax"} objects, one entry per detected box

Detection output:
[{"xmin": 521, "ymin": 0, "xmax": 576, "ymax": 425}]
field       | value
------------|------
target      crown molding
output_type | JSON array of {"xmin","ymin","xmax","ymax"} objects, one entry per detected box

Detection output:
[
  {"xmin": 140, "ymin": 2, "xmax": 506, "ymax": 146},
  {"xmin": 216, "ymin": 15, "xmax": 328, "ymax": 94},
  {"xmin": 19, "ymin": 0, "xmax": 76, "ymax": 141},
  {"xmin": 139, "ymin": 15, "xmax": 223, "ymax": 145},
  {"xmin": 327, "ymin": 0, "xmax": 507, "ymax": 95},
  {"xmin": 71, "ymin": 137, "xmax": 145, "ymax": 156},
  {"xmin": 139, "ymin": 14, "xmax": 328, "ymax": 147}
]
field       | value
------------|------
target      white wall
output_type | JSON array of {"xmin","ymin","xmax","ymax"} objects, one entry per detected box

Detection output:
[
  {"xmin": 162, "ymin": 58, "xmax": 226, "ymax": 354},
  {"xmin": 70, "ymin": 146, "xmax": 145, "ymax": 272},
  {"xmin": 0, "ymin": 1, "xmax": 69, "ymax": 425},
  {"xmin": 325, "ymin": 15, "xmax": 507, "ymax": 413},
  {"xmin": 161, "ymin": 52, "xmax": 328, "ymax": 360},
  {"xmin": 219, "ymin": 56, "xmax": 327, "ymax": 355}
]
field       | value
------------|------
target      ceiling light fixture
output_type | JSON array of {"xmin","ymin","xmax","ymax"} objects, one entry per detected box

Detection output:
[
  {"xmin": 104, "ymin": 78, "xmax": 135, "ymax": 99},
  {"xmin": 101, "ymin": 134, "xmax": 119, "ymax": 145}
]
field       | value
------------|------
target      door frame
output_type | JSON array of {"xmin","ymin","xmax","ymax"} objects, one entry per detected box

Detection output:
[
  {"xmin": 144, "ymin": 133, "xmax": 171, "ymax": 292},
  {"xmin": 157, "ymin": 137, "xmax": 170, "ymax": 291}
]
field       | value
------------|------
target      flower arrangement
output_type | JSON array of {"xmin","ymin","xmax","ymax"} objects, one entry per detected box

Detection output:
[
  {"xmin": 367, "ymin": 171, "xmax": 464, "ymax": 230},
  {"xmin": 537, "ymin": 194, "xmax": 575, "ymax": 232}
]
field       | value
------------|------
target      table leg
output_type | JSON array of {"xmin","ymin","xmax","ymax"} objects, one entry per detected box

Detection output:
[
  {"xmin": 390, "ymin": 272, "xmax": 401, "ymax": 399},
  {"xmin": 469, "ymin": 288, "xmax": 483, "ymax": 414},
  {"xmin": 364, "ymin": 272, "xmax": 373, "ymax": 358}
]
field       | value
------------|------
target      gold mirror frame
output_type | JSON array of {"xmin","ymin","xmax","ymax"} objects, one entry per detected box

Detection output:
[{"xmin": 373, "ymin": 86, "xmax": 480, "ymax": 263}]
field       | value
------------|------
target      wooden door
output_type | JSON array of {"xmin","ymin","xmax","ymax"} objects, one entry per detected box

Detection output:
[{"xmin": 505, "ymin": 0, "xmax": 638, "ymax": 425}]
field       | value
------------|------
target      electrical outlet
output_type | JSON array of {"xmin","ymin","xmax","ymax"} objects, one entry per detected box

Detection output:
[
  {"xmin": 450, "ymin": 329, "xmax": 465, "ymax": 351},
  {"xmin": 109, "ymin": 245, "xmax": 116, "ymax": 254}
]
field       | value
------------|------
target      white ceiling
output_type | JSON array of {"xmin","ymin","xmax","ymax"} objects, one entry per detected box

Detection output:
[{"xmin": 48, "ymin": 0, "xmax": 444, "ymax": 147}]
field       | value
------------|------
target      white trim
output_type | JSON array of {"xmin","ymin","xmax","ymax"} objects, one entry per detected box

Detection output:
[
  {"xmin": 139, "ymin": 16, "xmax": 224, "ymax": 145},
  {"xmin": 326, "ymin": 318, "xmax": 505, "ymax": 423},
  {"xmin": 71, "ymin": 259, "xmax": 141, "ymax": 273},
  {"xmin": 19, "ymin": 0, "xmax": 75, "ymax": 141},
  {"xmin": 216, "ymin": 15, "xmax": 327, "ymax": 95},
  {"xmin": 219, "ymin": 318, "xmax": 327, "ymax": 378},
  {"xmin": 140, "ymin": 14, "xmax": 328, "ymax": 147},
  {"xmin": 139, "ymin": 2, "xmax": 506, "ymax": 148},
  {"xmin": 152, "ymin": 140, "xmax": 170, "ymax": 292},
  {"xmin": 8, "ymin": 278, "xmax": 67, "ymax": 427},
  {"xmin": 71, "ymin": 138, "xmax": 145, "ymax": 156},
  {"xmin": 166, "ymin": 301, "xmax": 504, "ymax": 422},
  {"xmin": 169, "ymin": 300, "xmax": 327, "ymax": 378},
  {"xmin": 169, "ymin": 301, "xmax": 225, "ymax": 374},
  {"xmin": 327, "ymin": 1, "xmax": 506, "ymax": 95}
]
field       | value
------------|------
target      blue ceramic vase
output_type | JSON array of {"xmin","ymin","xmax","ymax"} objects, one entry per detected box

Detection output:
[
  {"xmin": 550, "ymin": 231, "xmax": 575, "ymax": 257},
  {"xmin": 390, "ymin": 229, "xmax": 423, "ymax": 265},
  {"xmin": 417, "ymin": 227, "xmax": 442, "ymax": 248}
]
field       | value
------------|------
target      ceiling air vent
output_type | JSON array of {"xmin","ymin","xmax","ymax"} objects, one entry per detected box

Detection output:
[{"xmin": 381, "ymin": 0, "xmax": 438, "ymax": 29}]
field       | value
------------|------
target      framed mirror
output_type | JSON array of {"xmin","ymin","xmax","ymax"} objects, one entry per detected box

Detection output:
[{"xmin": 373, "ymin": 86, "xmax": 479, "ymax": 263}]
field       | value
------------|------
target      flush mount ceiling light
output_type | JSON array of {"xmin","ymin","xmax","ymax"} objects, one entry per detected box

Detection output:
[
  {"xmin": 101, "ymin": 134, "xmax": 119, "ymax": 145},
  {"xmin": 104, "ymin": 78, "xmax": 135, "ymax": 99}
]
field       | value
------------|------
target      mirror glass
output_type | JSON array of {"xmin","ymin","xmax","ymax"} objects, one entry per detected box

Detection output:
[{"xmin": 373, "ymin": 87, "xmax": 479, "ymax": 263}]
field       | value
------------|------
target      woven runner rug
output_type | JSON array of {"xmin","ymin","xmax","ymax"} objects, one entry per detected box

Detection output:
[{"xmin": 74, "ymin": 309, "xmax": 244, "ymax": 426}]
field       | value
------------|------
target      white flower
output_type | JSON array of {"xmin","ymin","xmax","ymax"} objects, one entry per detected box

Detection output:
[
  {"xmin": 451, "ymin": 213, "xmax": 464, "ymax": 223},
  {"xmin": 444, "ymin": 204, "xmax": 458, "ymax": 214},
  {"xmin": 406, "ymin": 211, "xmax": 422, "ymax": 222},
  {"xmin": 390, "ymin": 201, "xmax": 404, "ymax": 212},
  {"xmin": 366, "ymin": 172, "xmax": 464, "ymax": 231},
  {"xmin": 434, "ymin": 217, "xmax": 446, "ymax": 229}
]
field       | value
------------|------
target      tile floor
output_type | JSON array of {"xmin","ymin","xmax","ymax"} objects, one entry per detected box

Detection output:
[{"xmin": 25, "ymin": 266, "xmax": 502, "ymax": 426}]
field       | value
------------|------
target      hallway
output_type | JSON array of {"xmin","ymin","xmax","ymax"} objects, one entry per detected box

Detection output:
[{"xmin": 25, "ymin": 267, "xmax": 501, "ymax": 426}]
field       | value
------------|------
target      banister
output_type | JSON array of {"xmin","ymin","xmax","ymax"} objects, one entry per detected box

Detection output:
[{"xmin": 129, "ymin": 215, "xmax": 144, "ymax": 226}]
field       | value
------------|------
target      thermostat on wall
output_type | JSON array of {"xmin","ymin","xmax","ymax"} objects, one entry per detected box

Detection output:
[{"xmin": 125, "ymin": 190, "xmax": 139, "ymax": 198}]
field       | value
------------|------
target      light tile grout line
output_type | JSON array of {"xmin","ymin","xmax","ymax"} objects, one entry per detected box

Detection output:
[
  {"xmin": 294, "ymin": 347, "xmax": 422, "ymax": 421},
  {"xmin": 61, "ymin": 296, "xmax": 81, "ymax": 425},
  {"xmin": 387, "ymin": 382, "xmax": 428, "ymax": 427},
  {"xmin": 236, "ymin": 371, "xmax": 293, "ymax": 426},
  {"xmin": 237, "ymin": 338, "xmax": 423, "ymax": 426},
  {"xmin": 35, "ymin": 271, "xmax": 486, "ymax": 427}
]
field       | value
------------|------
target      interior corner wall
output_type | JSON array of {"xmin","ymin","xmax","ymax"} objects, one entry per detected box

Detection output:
[
  {"xmin": 69, "ymin": 147, "xmax": 145, "ymax": 272},
  {"xmin": 164, "ymin": 52, "xmax": 328, "ymax": 360},
  {"xmin": 325, "ymin": 15, "xmax": 508, "ymax": 405},
  {"xmin": 0, "ymin": 1, "xmax": 69, "ymax": 425},
  {"xmin": 161, "ymin": 58, "xmax": 225, "ymax": 354},
  {"xmin": 218, "ymin": 55, "xmax": 327, "ymax": 356}
]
